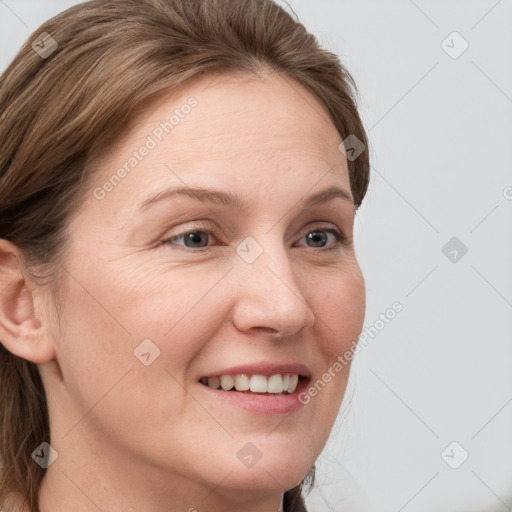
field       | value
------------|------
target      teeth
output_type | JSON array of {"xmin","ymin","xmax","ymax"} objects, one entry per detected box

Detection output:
[
  {"xmin": 288, "ymin": 374, "xmax": 298, "ymax": 393},
  {"xmin": 267, "ymin": 374, "xmax": 283, "ymax": 393},
  {"xmin": 220, "ymin": 375, "xmax": 234, "ymax": 391},
  {"xmin": 204, "ymin": 373, "xmax": 301, "ymax": 394},
  {"xmin": 207, "ymin": 376, "xmax": 220, "ymax": 389},
  {"xmin": 234, "ymin": 374, "xmax": 250, "ymax": 391},
  {"xmin": 250, "ymin": 374, "xmax": 267, "ymax": 393}
]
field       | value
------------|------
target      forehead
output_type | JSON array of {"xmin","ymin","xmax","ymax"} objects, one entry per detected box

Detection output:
[{"xmin": 88, "ymin": 71, "xmax": 351, "ymax": 218}]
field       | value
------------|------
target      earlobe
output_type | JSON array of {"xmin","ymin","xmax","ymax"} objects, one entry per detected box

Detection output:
[{"xmin": 0, "ymin": 239, "xmax": 56, "ymax": 364}]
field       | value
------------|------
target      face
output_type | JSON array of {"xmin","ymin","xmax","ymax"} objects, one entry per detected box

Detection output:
[{"xmin": 39, "ymin": 71, "xmax": 366, "ymax": 507}]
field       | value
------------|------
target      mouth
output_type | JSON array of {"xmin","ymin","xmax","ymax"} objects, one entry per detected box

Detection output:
[
  {"xmin": 198, "ymin": 373, "xmax": 309, "ymax": 395},
  {"xmin": 196, "ymin": 363, "xmax": 312, "ymax": 414}
]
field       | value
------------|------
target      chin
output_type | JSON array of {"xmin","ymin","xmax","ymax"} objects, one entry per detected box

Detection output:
[
  {"xmin": 212, "ymin": 465, "xmax": 308, "ymax": 500},
  {"xmin": 212, "ymin": 443, "xmax": 313, "ymax": 494}
]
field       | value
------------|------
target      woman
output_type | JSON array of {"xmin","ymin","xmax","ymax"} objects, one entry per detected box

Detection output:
[{"xmin": 0, "ymin": 0, "xmax": 370, "ymax": 511}]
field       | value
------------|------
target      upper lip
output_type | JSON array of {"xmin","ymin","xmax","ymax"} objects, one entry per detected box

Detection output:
[{"xmin": 199, "ymin": 362, "xmax": 311, "ymax": 379}]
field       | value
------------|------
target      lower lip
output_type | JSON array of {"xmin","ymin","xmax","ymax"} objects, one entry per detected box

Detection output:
[{"xmin": 197, "ymin": 378, "xmax": 311, "ymax": 414}]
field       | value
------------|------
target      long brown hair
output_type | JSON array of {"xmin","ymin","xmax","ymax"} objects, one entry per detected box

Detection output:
[{"xmin": 0, "ymin": 1, "xmax": 370, "ymax": 510}]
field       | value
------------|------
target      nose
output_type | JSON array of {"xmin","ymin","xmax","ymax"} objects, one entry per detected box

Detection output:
[{"xmin": 231, "ymin": 237, "xmax": 315, "ymax": 339}]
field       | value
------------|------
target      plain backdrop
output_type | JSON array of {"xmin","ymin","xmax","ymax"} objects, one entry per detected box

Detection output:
[{"xmin": 1, "ymin": 1, "xmax": 511, "ymax": 511}]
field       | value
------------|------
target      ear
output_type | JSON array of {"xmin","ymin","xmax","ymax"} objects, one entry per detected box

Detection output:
[{"xmin": 0, "ymin": 239, "xmax": 56, "ymax": 364}]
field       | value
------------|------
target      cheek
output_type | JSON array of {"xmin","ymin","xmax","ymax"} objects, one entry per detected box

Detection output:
[
  {"xmin": 53, "ymin": 264, "xmax": 205, "ymax": 451},
  {"xmin": 303, "ymin": 262, "xmax": 365, "ymax": 434},
  {"xmin": 54, "ymin": 257, "xmax": 221, "ymax": 416},
  {"xmin": 53, "ymin": 270, "xmax": 135, "ymax": 410},
  {"xmin": 313, "ymin": 261, "xmax": 366, "ymax": 356}
]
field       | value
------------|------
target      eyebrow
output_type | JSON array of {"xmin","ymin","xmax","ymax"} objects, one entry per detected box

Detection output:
[{"xmin": 139, "ymin": 184, "xmax": 354, "ymax": 212}]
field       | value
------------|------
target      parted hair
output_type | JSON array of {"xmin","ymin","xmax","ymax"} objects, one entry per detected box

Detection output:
[{"xmin": 0, "ymin": 0, "xmax": 370, "ymax": 510}]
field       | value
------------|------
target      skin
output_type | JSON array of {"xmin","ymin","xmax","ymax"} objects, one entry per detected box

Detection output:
[{"xmin": 0, "ymin": 70, "xmax": 366, "ymax": 512}]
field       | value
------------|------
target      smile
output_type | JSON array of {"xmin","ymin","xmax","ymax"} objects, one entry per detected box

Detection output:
[{"xmin": 199, "ymin": 373, "xmax": 304, "ymax": 395}]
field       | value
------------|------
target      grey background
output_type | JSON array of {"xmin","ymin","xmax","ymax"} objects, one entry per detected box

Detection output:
[{"xmin": 1, "ymin": 1, "xmax": 511, "ymax": 511}]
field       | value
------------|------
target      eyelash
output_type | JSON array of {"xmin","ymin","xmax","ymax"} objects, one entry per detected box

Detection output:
[{"xmin": 159, "ymin": 223, "xmax": 348, "ymax": 251}]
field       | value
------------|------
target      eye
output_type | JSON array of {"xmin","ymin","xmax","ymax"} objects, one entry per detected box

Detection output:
[
  {"xmin": 161, "ymin": 228, "xmax": 215, "ymax": 250},
  {"xmin": 160, "ymin": 224, "xmax": 347, "ymax": 251},
  {"xmin": 295, "ymin": 226, "xmax": 346, "ymax": 249}
]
